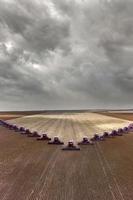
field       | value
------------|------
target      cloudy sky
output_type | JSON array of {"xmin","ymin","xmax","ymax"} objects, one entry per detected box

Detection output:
[{"xmin": 0, "ymin": 0, "xmax": 133, "ymax": 111}]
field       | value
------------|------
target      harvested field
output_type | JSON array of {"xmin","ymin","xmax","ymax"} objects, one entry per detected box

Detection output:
[
  {"xmin": 0, "ymin": 123, "xmax": 133, "ymax": 199},
  {"xmin": 8, "ymin": 112, "xmax": 131, "ymax": 144},
  {"xmin": 0, "ymin": 112, "xmax": 133, "ymax": 200},
  {"xmin": 102, "ymin": 112, "xmax": 133, "ymax": 121},
  {"xmin": 0, "ymin": 115, "xmax": 23, "ymax": 120}
]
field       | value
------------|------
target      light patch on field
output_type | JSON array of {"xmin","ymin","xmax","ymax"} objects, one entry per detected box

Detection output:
[
  {"xmin": 24, "ymin": 114, "xmax": 66, "ymax": 119},
  {"xmin": 96, "ymin": 123, "xmax": 129, "ymax": 131},
  {"xmin": 8, "ymin": 112, "xmax": 132, "ymax": 143}
]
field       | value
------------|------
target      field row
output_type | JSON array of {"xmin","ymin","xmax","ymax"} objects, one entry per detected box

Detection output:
[{"xmin": 1, "ymin": 125, "xmax": 133, "ymax": 199}]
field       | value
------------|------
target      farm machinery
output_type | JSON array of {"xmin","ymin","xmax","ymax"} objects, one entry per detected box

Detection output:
[
  {"xmin": 37, "ymin": 134, "xmax": 51, "ymax": 141},
  {"xmin": 109, "ymin": 130, "xmax": 122, "ymax": 136},
  {"xmin": 102, "ymin": 132, "xmax": 114, "ymax": 138},
  {"xmin": 12, "ymin": 125, "xmax": 19, "ymax": 132},
  {"xmin": 0, "ymin": 120, "xmax": 4, "ymax": 125},
  {"xmin": 62, "ymin": 140, "xmax": 80, "ymax": 150},
  {"xmin": 90, "ymin": 134, "xmax": 105, "ymax": 142},
  {"xmin": 118, "ymin": 128, "xmax": 124, "ymax": 134},
  {"xmin": 21, "ymin": 128, "xmax": 32, "ymax": 135},
  {"xmin": 0, "ymin": 120, "xmax": 7, "ymax": 126},
  {"xmin": 8, "ymin": 124, "xmax": 17, "ymax": 130},
  {"xmin": 78, "ymin": 136, "xmax": 94, "ymax": 145},
  {"xmin": 1, "ymin": 118, "xmax": 133, "ymax": 151},
  {"xmin": 128, "ymin": 123, "xmax": 133, "ymax": 131},
  {"xmin": 48, "ymin": 136, "xmax": 64, "ymax": 145},
  {"xmin": 19, "ymin": 127, "xmax": 25, "ymax": 132},
  {"xmin": 123, "ymin": 127, "xmax": 129, "ymax": 132},
  {"xmin": 28, "ymin": 131, "xmax": 40, "ymax": 138}
]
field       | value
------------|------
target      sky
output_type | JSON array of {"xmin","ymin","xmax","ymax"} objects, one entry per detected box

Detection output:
[{"xmin": 0, "ymin": 0, "xmax": 133, "ymax": 111}]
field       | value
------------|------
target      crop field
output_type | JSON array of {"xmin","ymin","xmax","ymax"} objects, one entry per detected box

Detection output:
[
  {"xmin": 0, "ymin": 114, "xmax": 23, "ymax": 120},
  {"xmin": 8, "ymin": 112, "xmax": 130, "ymax": 144},
  {"xmin": 101, "ymin": 112, "xmax": 133, "ymax": 121},
  {"xmin": 0, "ymin": 112, "xmax": 133, "ymax": 200}
]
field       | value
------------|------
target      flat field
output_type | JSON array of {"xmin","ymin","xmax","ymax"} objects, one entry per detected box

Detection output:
[
  {"xmin": 0, "ymin": 112, "xmax": 133, "ymax": 200},
  {"xmin": 8, "ymin": 112, "xmax": 130, "ymax": 144},
  {"xmin": 0, "ymin": 114, "xmax": 23, "ymax": 120},
  {"xmin": 101, "ymin": 112, "xmax": 133, "ymax": 121}
]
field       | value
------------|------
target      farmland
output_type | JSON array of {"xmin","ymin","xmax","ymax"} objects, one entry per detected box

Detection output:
[
  {"xmin": 8, "ymin": 112, "xmax": 130, "ymax": 144},
  {"xmin": 0, "ymin": 111, "xmax": 133, "ymax": 200},
  {"xmin": 101, "ymin": 112, "xmax": 133, "ymax": 121},
  {"xmin": 0, "ymin": 114, "xmax": 23, "ymax": 120}
]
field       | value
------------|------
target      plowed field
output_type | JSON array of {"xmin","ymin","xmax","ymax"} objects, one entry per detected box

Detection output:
[{"xmin": 0, "ymin": 112, "xmax": 133, "ymax": 200}]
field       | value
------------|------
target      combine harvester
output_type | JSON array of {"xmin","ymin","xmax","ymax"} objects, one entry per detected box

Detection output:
[
  {"xmin": 37, "ymin": 133, "xmax": 51, "ymax": 141},
  {"xmin": 102, "ymin": 132, "xmax": 113, "ymax": 138},
  {"xmin": 28, "ymin": 131, "xmax": 40, "ymax": 138},
  {"xmin": 90, "ymin": 134, "xmax": 105, "ymax": 142},
  {"xmin": 48, "ymin": 136, "xmax": 64, "ymax": 145},
  {"xmin": 0, "ymin": 120, "xmax": 3, "ymax": 125},
  {"xmin": 123, "ymin": 127, "xmax": 129, "ymax": 132},
  {"xmin": 62, "ymin": 140, "xmax": 80, "ymax": 151},
  {"xmin": 110, "ymin": 130, "xmax": 122, "ymax": 136},
  {"xmin": 14, "ymin": 125, "xmax": 20, "ymax": 132},
  {"xmin": 8, "ymin": 124, "xmax": 16, "ymax": 130},
  {"xmin": 21, "ymin": 128, "xmax": 32, "ymax": 135},
  {"xmin": 78, "ymin": 136, "xmax": 94, "ymax": 145},
  {"xmin": 19, "ymin": 127, "xmax": 26, "ymax": 133},
  {"xmin": 128, "ymin": 123, "xmax": 133, "ymax": 131}
]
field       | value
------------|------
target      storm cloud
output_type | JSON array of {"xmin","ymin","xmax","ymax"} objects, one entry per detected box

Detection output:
[{"xmin": 0, "ymin": 0, "xmax": 133, "ymax": 110}]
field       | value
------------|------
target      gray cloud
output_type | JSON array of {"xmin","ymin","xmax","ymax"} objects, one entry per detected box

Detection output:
[{"xmin": 0, "ymin": 0, "xmax": 133, "ymax": 110}]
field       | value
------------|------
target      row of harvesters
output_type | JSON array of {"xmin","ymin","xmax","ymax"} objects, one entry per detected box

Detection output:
[
  {"xmin": 0, "ymin": 120, "xmax": 133, "ymax": 151},
  {"xmin": 0, "ymin": 120, "xmax": 80, "ymax": 150}
]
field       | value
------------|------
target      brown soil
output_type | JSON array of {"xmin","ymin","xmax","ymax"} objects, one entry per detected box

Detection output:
[
  {"xmin": 0, "ymin": 112, "xmax": 133, "ymax": 200},
  {"xmin": 0, "ymin": 115, "xmax": 23, "ymax": 120},
  {"xmin": 101, "ymin": 112, "xmax": 133, "ymax": 121},
  {"xmin": 0, "ymin": 128, "xmax": 133, "ymax": 200},
  {"xmin": 0, "ymin": 111, "xmax": 47, "ymax": 120}
]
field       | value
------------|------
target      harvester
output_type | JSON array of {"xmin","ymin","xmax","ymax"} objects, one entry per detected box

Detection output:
[
  {"xmin": 28, "ymin": 131, "xmax": 40, "ymax": 137},
  {"xmin": 129, "ymin": 123, "xmax": 133, "ymax": 128},
  {"xmin": 111, "ymin": 130, "xmax": 122, "ymax": 136},
  {"xmin": 118, "ymin": 128, "xmax": 124, "ymax": 133},
  {"xmin": 128, "ymin": 123, "xmax": 133, "ymax": 131},
  {"xmin": 116, "ymin": 128, "xmax": 123, "ymax": 136},
  {"xmin": 19, "ymin": 127, "xmax": 25, "ymax": 132},
  {"xmin": 3, "ymin": 122, "xmax": 10, "ymax": 128},
  {"xmin": 103, "ymin": 132, "xmax": 114, "ymax": 138},
  {"xmin": 13, "ymin": 125, "xmax": 19, "ymax": 132},
  {"xmin": 48, "ymin": 136, "xmax": 64, "ymax": 145},
  {"xmin": 123, "ymin": 127, "xmax": 129, "ymax": 133},
  {"xmin": 78, "ymin": 136, "xmax": 94, "ymax": 145},
  {"xmin": 8, "ymin": 124, "xmax": 15, "ymax": 130},
  {"xmin": 110, "ymin": 130, "xmax": 117, "ymax": 136},
  {"xmin": 62, "ymin": 140, "xmax": 80, "ymax": 150},
  {"xmin": 22, "ymin": 128, "xmax": 32, "ymax": 135},
  {"xmin": 90, "ymin": 134, "xmax": 105, "ymax": 141},
  {"xmin": 0, "ymin": 120, "xmax": 4, "ymax": 125},
  {"xmin": 37, "ymin": 134, "xmax": 51, "ymax": 141}
]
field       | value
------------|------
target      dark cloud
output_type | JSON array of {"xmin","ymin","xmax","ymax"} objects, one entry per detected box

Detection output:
[{"xmin": 0, "ymin": 0, "xmax": 133, "ymax": 110}]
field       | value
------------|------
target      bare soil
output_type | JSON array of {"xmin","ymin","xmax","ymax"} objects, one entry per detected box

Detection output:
[
  {"xmin": 0, "ymin": 115, "xmax": 23, "ymax": 120},
  {"xmin": 101, "ymin": 112, "xmax": 133, "ymax": 121},
  {"xmin": 0, "ymin": 112, "xmax": 133, "ymax": 200}
]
